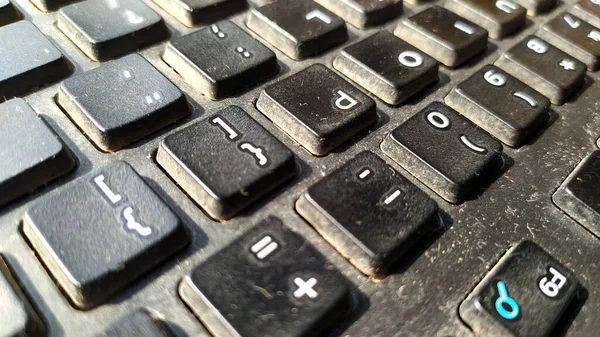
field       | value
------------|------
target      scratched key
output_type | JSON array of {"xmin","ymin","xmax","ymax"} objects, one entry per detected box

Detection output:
[
  {"xmin": 22, "ymin": 161, "xmax": 190, "ymax": 309},
  {"xmin": 157, "ymin": 106, "xmax": 297, "ymax": 220}
]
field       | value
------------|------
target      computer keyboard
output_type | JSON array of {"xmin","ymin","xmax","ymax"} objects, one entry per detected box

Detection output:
[{"xmin": 2, "ymin": 0, "xmax": 600, "ymax": 336}]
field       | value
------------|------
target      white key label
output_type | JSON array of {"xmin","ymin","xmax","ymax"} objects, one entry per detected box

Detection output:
[
  {"xmin": 123, "ymin": 207, "xmax": 152, "ymax": 237},
  {"xmin": 293, "ymin": 277, "xmax": 318, "ymax": 299},
  {"xmin": 305, "ymin": 10, "xmax": 331, "ymax": 24},
  {"xmin": 398, "ymin": 51, "xmax": 423, "ymax": 68},
  {"xmin": 211, "ymin": 116, "xmax": 239, "ymax": 140},
  {"xmin": 251, "ymin": 235, "xmax": 279, "ymax": 259},
  {"xmin": 539, "ymin": 267, "xmax": 567, "ymax": 298},
  {"xmin": 335, "ymin": 90, "xmax": 358, "ymax": 110},
  {"xmin": 94, "ymin": 175, "xmax": 122, "ymax": 204}
]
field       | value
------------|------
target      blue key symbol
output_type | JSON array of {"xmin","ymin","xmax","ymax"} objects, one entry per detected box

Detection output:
[{"xmin": 495, "ymin": 281, "xmax": 519, "ymax": 320}]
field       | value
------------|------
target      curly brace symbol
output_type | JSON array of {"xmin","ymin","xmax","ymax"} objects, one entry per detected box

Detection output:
[
  {"xmin": 239, "ymin": 142, "xmax": 269, "ymax": 167},
  {"xmin": 123, "ymin": 207, "xmax": 152, "ymax": 237}
]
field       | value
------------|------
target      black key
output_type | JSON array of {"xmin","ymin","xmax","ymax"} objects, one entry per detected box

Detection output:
[
  {"xmin": 22, "ymin": 161, "xmax": 189, "ymax": 309},
  {"xmin": 553, "ymin": 150, "xmax": 600, "ymax": 238},
  {"xmin": 179, "ymin": 216, "xmax": 353, "ymax": 337},
  {"xmin": 394, "ymin": 6, "xmax": 488, "ymax": 67},
  {"xmin": 296, "ymin": 151, "xmax": 438, "ymax": 276},
  {"xmin": 152, "ymin": 0, "xmax": 247, "ymax": 27},
  {"xmin": 445, "ymin": 65, "xmax": 550, "ymax": 147},
  {"xmin": 460, "ymin": 241, "xmax": 578, "ymax": 337},
  {"xmin": 572, "ymin": 0, "xmax": 600, "ymax": 29},
  {"xmin": 538, "ymin": 13, "xmax": 600, "ymax": 71},
  {"xmin": 0, "ymin": 98, "xmax": 76, "ymax": 208},
  {"xmin": 445, "ymin": 0, "xmax": 526, "ymax": 39},
  {"xmin": 381, "ymin": 102, "xmax": 503, "ymax": 203},
  {"xmin": 31, "ymin": 0, "xmax": 77, "ymax": 11},
  {"xmin": 333, "ymin": 31, "xmax": 439, "ymax": 105},
  {"xmin": 495, "ymin": 35, "xmax": 586, "ymax": 104},
  {"xmin": 0, "ymin": 0, "xmax": 20, "ymax": 26},
  {"xmin": 513, "ymin": 0, "xmax": 555, "ymax": 16},
  {"xmin": 58, "ymin": 54, "xmax": 189, "ymax": 152},
  {"xmin": 96, "ymin": 310, "xmax": 172, "ymax": 337},
  {"xmin": 0, "ymin": 256, "xmax": 46, "ymax": 337},
  {"xmin": 247, "ymin": 0, "xmax": 347, "ymax": 60},
  {"xmin": 257, "ymin": 64, "xmax": 377, "ymax": 156},
  {"xmin": 57, "ymin": 0, "xmax": 168, "ymax": 61},
  {"xmin": 314, "ymin": 0, "xmax": 403, "ymax": 29},
  {"xmin": 157, "ymin": 106, "xmax": 296, "ymax": 220},
  {"xmin": 0, "ymin": 21, "xmax": 71, "ymax": 98},
  {"xmin": 163, "ymin": 20, "xmax": 278, "ymax": 100}
]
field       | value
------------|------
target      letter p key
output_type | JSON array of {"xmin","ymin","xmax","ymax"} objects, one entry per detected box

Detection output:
[{"xmin": 334, "ymin": 90, "xmax": 358, "ymax": 110}]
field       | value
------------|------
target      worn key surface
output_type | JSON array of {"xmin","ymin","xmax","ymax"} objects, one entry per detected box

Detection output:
[
  {"xmin": 0, "ymin": 21, "xmax": 71, "ymax": 99},
  {"xmin": 314, "ymin": 0, "xmax": 402, "ymax": 29},
  {"xmin": 152, "ymin": 0, "xmax": 247, "ymax": 27},
  {"xmin": 0, "ymin": 98, "xmax": 76, "ymax": 208},
  {"xmin": 257, "ymin": 64, "xmax": 377, "ymax": 156},
  {"xmin": 247, "ymin": 0, "xmax": 347, "ymax": 60},
  {"xmin": 23, "ymin": 161, "xmax": 190, "ymax": 309},
  {"xmin": 296, "ymin": 151, "xmax": 439, "ymax": 276},
  {"xmin": 58, "ymin": 54, "xmax": 189, "ymax": 152},
  {"xmin": 157, "ymin": 106, "xmax": 296, "ymax": 220},
  {"xmin": 163, "ymin": 20, "xmax": 278, "ymax": 100},
  {"xmin": 445, "ymin": 0, "xmax": 527, "ymax": 39},
  {"xmin": 334, "ymin": 31, "xmax": 439, "ymax": 105},
  {"xmin": 58, "ymin": 0, "xmax": 168, "ymax": 61},
  {"xmin": 381, "ymin": 102, "xmax": 503, "ymax": 203},
  {"xmin": 460, "ymin": 241, "xmax": 578, "ymax": 337},
  {"xmin": 179, "ymin": 216, "xmax": 353, "ymax": 337},
  {"xmin": 95, "ymin": 310, "xmax": 173, "ymax": 337}
]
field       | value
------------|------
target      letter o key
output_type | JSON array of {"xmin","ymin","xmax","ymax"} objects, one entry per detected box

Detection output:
[
  {"xmin": 399, "ymin": 51, "xmax": 423, "ymax": 68},
  {"xmin": 427, "ymin": 111, "xmax": 451, "ymax": 130}
]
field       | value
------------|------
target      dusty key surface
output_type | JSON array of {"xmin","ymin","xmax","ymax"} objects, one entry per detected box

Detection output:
[
  {"xmin": 445, "ymin": 0, "xmax": 526, "ymax": 39},
  {"xmin": 95, "ymin": 310, "xmax": 173, "ymax": 337},
  {"xmin": 152, "ymin": 0, "xmax": 247, "ymax": 27},
  {"xmin": 314, "ymin": 0, "xmax": 402, "ymax": 29}
]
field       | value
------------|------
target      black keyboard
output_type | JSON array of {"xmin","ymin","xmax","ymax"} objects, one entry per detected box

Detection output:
[{"xmin": 2, "ymin": 0, "xmax": 600, "ymax": 336}]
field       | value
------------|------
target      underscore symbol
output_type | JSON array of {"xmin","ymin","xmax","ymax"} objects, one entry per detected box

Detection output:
[
  {"xmin": 293, "ymin": 277, "xmax": 318, "ymax": 299},
  {"xmin": 124, "ymin": 10, "xmax": 144, "ymax": 24},
  {"xmin": 305, "ymin": 9, "xmax": 332, "ymax": 24},
  {"xmin": 94, "ymin": 175, "xmax": 122, "ymax": 204},
  {"xmin": 239, "ymin": 142, "xmax": 269, "ymax": 166},
  {"xmin": 211, "ymin": 116, "xmax": 239, "ymax": 140},
  {"xmin": 251, "ymin": 235, "xmax": 279, "ymax": 259},
  {"xmin": 123, "ymin": 207, "xmax": 152, "ymax": 237},
  {"xmin": 454, "ymin": 21, "xmax": 475, "ymax": 35}
]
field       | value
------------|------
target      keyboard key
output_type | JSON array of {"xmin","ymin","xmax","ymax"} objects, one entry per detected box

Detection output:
[
  {"xmin": 538, "ymin": 13, "xmax": 600, "ymax": 71},
  {"xmin": 0, "ymin": 255, "xmax": 46, "ymax": 337},
  {"xmin": 58, "ymin": 54, "xmax": 189, "ymax": 152},
  {"xmin": 0, "ymin": 21, "xmax": 71, "ymax": 98},
  {"xmin": 163, "ymin": 20, "xmax": 278, "ymax": 100},
  {"xmin": 314, "ymin": 0, "xmax": 402, "ymax": 29},
  {"xmin": 157, "ymin": 106, "xmax": 296, "ymax": 220},
  {"xmin": 152, "ymin": 0, "xmax": 247, "ymax": 27},
  {"xmin": 296, "ymin": 151, "xmax": 439, "ymax": 276},
  {"xmin": 247, "ymin": 0, "xmax": 347, "ymax": 60},
  {"xmin": 31, "ymin": 0, "xmax": 77, "ymax": 11},
  {"xmin": 0, "ymin": 0, "xmax": 20, "ymax": 26},
  {"xmin": 179, "ymin": 216, "xmax": 353, "ymax": 337},
  {"xmin": 553, "ymin": 150, "xmax": 600, "ymax": 238},
  {"xmin": 58, "ymin": 0, "xmax": 168, "ymax": 61},
  {"xmin": 0, "ymin": 98, "xmax": 76, "ymax": 208},
  {"xmin": 394, "ymin": 6, "xmax": 488, "ymax": 67},
  {"xmin": 96, "ymin": 310, "xmax": 172, "ymax": 337},
  {"xmin": 495, "ymin": 36, "xmax": 586, "ymax": 104},
  {"xmin": 572, "ymin": 0, "xmax": 600, "ymax": 29},
  {"xmin": 257, "ymin": 64, "xmax": 377, "ymax": 156},
  {"xmin": 445, "ymin": 65, "xmax": 550, "ymax": 147},
  {"xmin": 512, "ymin": 0, "xmax": 555, "ymax": 16},
  {"xmin": 23, "ymin": 161, "xmax": 189, "ymax": 309},
  {"xmin": 333, "ymin": 31, "xmax": 439, "ymax": 105},
  {"xmin": 460, "ymin": 241, "xmax": 578, "ymax": 337},
  {"xmin": 445, "ymin": 0, "xmax": 526, "ymax": 39},
  {"xmin": 381, "ymin": 102, "xmax": 503, "ymax": 203}
]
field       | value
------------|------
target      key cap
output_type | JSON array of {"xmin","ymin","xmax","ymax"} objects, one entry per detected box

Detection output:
[
  {"xmin": 0, "ymin": 21, "xmax": 71, "ymax": 98},
  {"xmin": 247, "ymin": 0, "xmax": 347, "ymax": 60},
  {"xmin": 57, "ymin": 0, "xmax": 168, "ymax": 61},
  {"xmin": 96, "ymin": 310, "xmax": 172, "ymax": 337},
  {"xmin": 381, "ymin": 102, "xmax": 503, "ymax": 203},
  {"xmin": 445, "ymin": 0, "xmax": 526, "ymax": 39},
  {"xmin": 58, "ymin": 54, "xmax": 189, "ymax": 152},
  {"xmin": 553, "ymin": 150, "xmax": 600, "ymax": 238},
  {"xmin": 157, "ymin": 106, "xmax": 296, "ymax": 220},
  {"xmin": 152, "ymin": 0, "xmax": 247, "ymax": 27},
  {"xmin": 394, "ymin": 6, "xmax": 488, "ymax": 67},
  {"xmin": 314, "ymin": 0, "xmax": 403, "ymax": 29},
  {"xmin": 445, "ymin": 65, "xmax": 550, "ymax": 147},
  {"xmin": 296, "ymin": 151, "xmax": 438, "ymax": 276},
  {"xmin": 31, "ymin": 0, "xmax": 77, "ymax": 11},
  {"xmin": 538, "ymin": 13, "xmax": 600, "ymax": 71},
  {"xmin": 571, "ymin": 0, "xmax": 600, "ymax": 29},
  {"xmin": 0, "ymin": 256, "xmax": 46, "ymax": 337},
  {"xmin": 0, "ymin": 98, "xmax": 76, "ymax": 208},
  {"xmin": 333, "ymin": 31, "xmax": 439, "ymax": 105},
  {"xmin": 163, "ymin": 20, "xmax": 278, "ymax": 100},
  {"xmin": 460, "ymin": 241, "xmax": 578, "ymax": 337},
  {"xmin": 257, "ymin": 64, "xmax": 377, "ymax": 156},
  {"xmin": 23, "ymin": 161, "xmax": 189, "ymax": 309},
  {"xmin": 512, "ymin": 0, "xmax": 555, "ymax": 16},
  {"xmin": 0, "ymin": 0, "xmax": 20, "ymax": 26},
  {"xmin": 179, "ymin": 216, "xmax": 353, "ymax": 337},
  {"xmin": 495, "ymin": 35, "xmax": 586, "ymax": 104}
]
